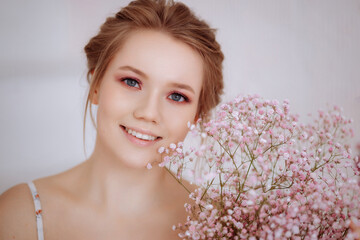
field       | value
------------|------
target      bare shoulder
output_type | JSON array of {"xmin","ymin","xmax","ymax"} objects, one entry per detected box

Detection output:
[{"xmin": 0, "ymin": 183, "xmax": 37, "ymax": 239}]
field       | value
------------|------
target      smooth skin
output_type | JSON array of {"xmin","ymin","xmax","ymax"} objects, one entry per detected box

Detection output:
[{"xmin": 0, "ymin": 30, "xmax": 203, "ymax": 239}]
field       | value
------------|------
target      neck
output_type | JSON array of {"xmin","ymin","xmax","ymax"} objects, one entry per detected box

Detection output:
[{"xmin": 77, "ymin": 141, "xmax": 169, "ymax": 216}]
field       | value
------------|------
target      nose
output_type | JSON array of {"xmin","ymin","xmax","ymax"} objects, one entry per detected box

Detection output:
[{"xmin": 133, "ymin": 92, "xmax": 161, "ymax": 124}]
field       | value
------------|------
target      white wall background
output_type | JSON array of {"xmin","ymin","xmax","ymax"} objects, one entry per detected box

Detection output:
[{"xmin": 1, "ymin": 0, "xmax": 359, "ymax": 193}]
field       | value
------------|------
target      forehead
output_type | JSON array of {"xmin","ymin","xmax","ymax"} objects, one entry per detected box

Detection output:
[{"xmin": 108, "ymin": 30, "xmax": 204, "ymax": 92}]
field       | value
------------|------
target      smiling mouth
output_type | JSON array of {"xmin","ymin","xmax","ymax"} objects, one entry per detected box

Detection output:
[{"xmin": 120, "ymin": 125, "xmax": 162, "ymax": 141}]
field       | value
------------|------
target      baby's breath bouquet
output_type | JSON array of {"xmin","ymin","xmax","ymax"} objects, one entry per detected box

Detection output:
[{"xmin": 158, "ymin": 95, "xmax": 360, "ymax": 240}]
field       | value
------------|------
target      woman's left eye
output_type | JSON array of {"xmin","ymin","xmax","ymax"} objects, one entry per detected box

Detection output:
[
  {"xmin": 122, "ymin": 78, "xmax": 140, "ymax": 88},
  {"xmin": 168, "ymin": 93, "xmax": 188, "ymax": 102}
]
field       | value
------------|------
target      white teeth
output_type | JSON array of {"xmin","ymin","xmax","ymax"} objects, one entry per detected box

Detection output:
[{"xmin": 125, "ymin": 127, "xmax": 156, "ymax": 141}]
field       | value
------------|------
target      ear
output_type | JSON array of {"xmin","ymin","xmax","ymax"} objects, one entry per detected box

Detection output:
[
  {"xmin": 90, "ymin": 87, "xmax": 99, "ymax": 105},
  {"xmin": 193, "ymin": 113, "xmax": 199, "ymax": 123},
  {"xmin": 89, "ymin": 70, "xmax": 100, "ymax": 105}
]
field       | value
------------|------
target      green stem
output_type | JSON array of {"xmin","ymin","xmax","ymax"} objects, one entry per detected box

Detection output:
[{"xmin": 165, "ymin": 167, "xmax": 191, "ymax": 194}]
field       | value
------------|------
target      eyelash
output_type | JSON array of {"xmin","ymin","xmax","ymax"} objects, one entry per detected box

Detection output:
[
  {"xmin": 120, "ymin": 77, "xmax": 191, "ymax": 103},
  {"xmin": 121, "ymin": 77, "xmax": 141, "ymax": 89},
  {"xmin": 168, "ymin": 91, "xmax": 190, "ymax": 103}
]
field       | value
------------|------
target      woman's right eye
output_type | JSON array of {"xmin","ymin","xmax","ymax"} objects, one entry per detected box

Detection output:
[{"xmin": 122, "ymin": 78, "xmax": 140, "ymax": 89}]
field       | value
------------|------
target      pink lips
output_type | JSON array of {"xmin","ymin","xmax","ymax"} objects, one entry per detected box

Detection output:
[{"xmin": 120, "ymin": 125, "xmax": 161, "ymax": 147}]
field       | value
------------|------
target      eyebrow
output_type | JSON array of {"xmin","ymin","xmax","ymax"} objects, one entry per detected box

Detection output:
[
  {"xmin": 169, "ymin": 82, "xmax": 195, "ymax": 94},
  {"xmin": 118, "ymin": 65, "xmax": 148, "ymax": 78},
  {"xmin": 118, "ymin": 65, "xmax": 195, "ymax": 94}
]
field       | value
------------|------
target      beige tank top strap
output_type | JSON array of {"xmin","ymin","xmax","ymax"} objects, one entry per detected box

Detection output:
[{"xmin": 27, "ymin": 181, "xmax": 44, "ymax": 240}]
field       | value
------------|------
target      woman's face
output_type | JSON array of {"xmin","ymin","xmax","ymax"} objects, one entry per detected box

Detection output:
[{"xmin": 92, "ymin": 30, "xmax": 203, "ymax": 168}]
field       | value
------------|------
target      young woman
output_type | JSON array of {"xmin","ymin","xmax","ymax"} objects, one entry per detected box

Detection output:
[{"xmin": 0, "ymin": 0, "xmax": 224, "ymax": 239}]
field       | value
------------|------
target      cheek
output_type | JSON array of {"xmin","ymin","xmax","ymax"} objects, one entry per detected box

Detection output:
[
  {"xmin": 174, "ymin": 124, "xmax": 190, "ymax": 142},
  {"xmin": 98, "ymin": 86, "xmax": 132, "ymax": 118},
  {"xmin": 166, "ymin": 109, "xmax": 196, "ymax": 142}
]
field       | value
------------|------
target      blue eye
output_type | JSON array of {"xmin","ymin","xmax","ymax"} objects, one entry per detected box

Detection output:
[
  {"xmin": 122, "ymin": 78, "xmax": 140, "ymax": 88},
  {"xmin": 169, "ymin": 93, "xmax": 188, "ymax": 102}
]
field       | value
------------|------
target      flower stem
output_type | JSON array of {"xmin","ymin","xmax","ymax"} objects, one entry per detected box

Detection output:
[{"xmin": 165, "ymin": 167, "xmax": 191, "ymax": 194}]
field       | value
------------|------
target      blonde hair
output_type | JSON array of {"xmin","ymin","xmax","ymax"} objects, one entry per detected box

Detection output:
[{"xmin": 83, "ymin": 0, "xmax": 224, "ymax": 150}]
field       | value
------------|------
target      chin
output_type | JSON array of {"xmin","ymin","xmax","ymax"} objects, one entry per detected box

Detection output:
[{"xmin": 120, "ymin": 155, "xmax": 158, "ymax": 169}]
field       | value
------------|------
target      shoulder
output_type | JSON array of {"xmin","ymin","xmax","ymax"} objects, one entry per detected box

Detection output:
[{"xmin": 0, "ymin": 183, "xmax": 37, "ymax": 239}]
